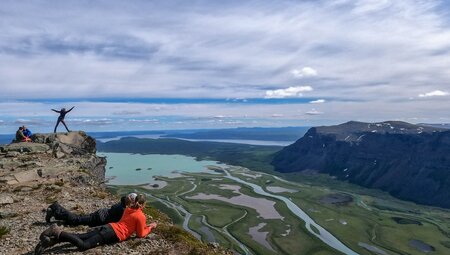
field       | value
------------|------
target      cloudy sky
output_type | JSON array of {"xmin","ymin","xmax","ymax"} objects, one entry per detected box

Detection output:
[{"xmin": 1, "ymin": 0, "xmax": 449, "ymax": 133}]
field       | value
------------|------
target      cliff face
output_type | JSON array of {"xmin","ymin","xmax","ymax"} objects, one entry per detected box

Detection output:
[
  {"xmin": 0, "ymin": 131, "xmax": 229, "ymax": 255},
  {"xmin": 272, "ymin": 121, "xmax": 450, "ymax": 208}
]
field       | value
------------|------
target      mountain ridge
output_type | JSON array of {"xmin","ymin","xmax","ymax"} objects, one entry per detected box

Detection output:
[{"xmin": 271, "ymin": 121, "xmax": 450, "ymax": 208}]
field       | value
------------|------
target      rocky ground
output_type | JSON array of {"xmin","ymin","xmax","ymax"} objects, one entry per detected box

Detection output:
[{"xmin": 0, "ymin": 132, "xmax": 230, "ymax": 255}]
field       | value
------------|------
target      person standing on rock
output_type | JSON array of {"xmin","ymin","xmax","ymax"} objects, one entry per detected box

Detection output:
[
  {"xmin": 35, "ymin": 194, "xmax": 157, "ymax": 254},
  {"xmin": 45, "ymin": 193, "xmax": 136, "ymax": 227},
  {"xmin": 52, "ymin": 106, "xmax": 74, "ymax": 133}
]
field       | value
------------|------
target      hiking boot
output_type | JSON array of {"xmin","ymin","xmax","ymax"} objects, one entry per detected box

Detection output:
[
  {"xmin": 40, "ymin": 223, "xmax": 62, "ymax": 240},
  {"xmin": 34, "ymin": 241, "xmax": 44, "ymax": 255},
  {"xmin": 45, "ymin": 201, "xmax": 61, "ymax": 222},
  {"xmin": 45, "ymin": 207, "xmax": 53, "ymax": 223},
  {"xmin": 34, "ymin": 236, "xmax": 58, "ymax": 255}
]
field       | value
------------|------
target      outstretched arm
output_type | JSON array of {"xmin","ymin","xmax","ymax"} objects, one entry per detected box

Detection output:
[
  {"xmin": 66, "ymin": 106, "xmax": 75, "ymax": 113},
  {"xmin": 51, "ymin": 109, "xmax": 60, "ymax": 113},
  {"xmin": 135, "ymin": 213, "xmax": 152, "ymax": 238}
]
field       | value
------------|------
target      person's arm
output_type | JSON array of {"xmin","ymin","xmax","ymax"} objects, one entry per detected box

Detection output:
[
  {"xmin": 66, "ymin": 106, "xmax": 75, "ymax": 113},
  {"xmin": 18, "ymin": 130, "xmax": 26, "ymax": 139},
  {"xmin": 51, "ymin": 109, "xmax": 60, "ymax": 113},
  {"xmin": 135, "ymin": 212, "xmax": 152, "ymax": 238}
]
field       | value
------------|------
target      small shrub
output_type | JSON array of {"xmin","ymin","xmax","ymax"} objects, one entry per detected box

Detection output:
[
  {"xmin": 0, "ymin": 226, "xmax": 10, "ymax": 238},
  {"xmin": 54, "ymin": 179, "xmax": 64, "ymax": 186}
]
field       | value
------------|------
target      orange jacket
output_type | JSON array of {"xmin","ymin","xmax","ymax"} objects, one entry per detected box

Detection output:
[{"xmin": 110, "ymin": 207, "xmax": 151, "ymax": 241}]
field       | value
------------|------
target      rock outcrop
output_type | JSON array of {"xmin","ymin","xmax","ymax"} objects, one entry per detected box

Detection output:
[
  {"xmin": 0, "ymin": 131, "xmax": 229, "ymax": 254},
  {"xmin": 272, "ymin": 121, "xmax": 450, "ymax": 208}
]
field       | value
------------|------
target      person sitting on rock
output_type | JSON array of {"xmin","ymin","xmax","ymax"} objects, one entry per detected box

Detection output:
[
  {"xmin": 45, "ymin": 193, "xmax": 137, "ymax": 227},
  {"xmin": 15, "ymin": 126, "xmax": 31, "ymax": 142},
  {"xmin": 22, "ymin": 125, "xmax": 32, "ymax": 138},
  {"xmin": 52, "ymin": 106, "xmax": 74, "ymax": 133},
  {"xmin": 35, "ymin": 193, "xmax": 157, "ymax": 254}
]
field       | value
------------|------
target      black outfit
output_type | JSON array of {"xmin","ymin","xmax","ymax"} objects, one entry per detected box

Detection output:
[
  {"xmin": 59, "ymin": 224, "xmax": 119, "ymax": 251},
  {"xmin": 52, "ymin": 106, "xmax": 74, "ymax": 133},
  {"xmin": 49, "ymin": 197, "xmax": 126, "ymax": 227}
]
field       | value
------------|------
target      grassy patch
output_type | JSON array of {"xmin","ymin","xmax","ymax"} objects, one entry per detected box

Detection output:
[
  {"xmin": 143, "ymin": 204, "xmax": 173, "ymax": 224},
  {"xmin": 0, "ymin": 226, "xmax": 9, "ymax": 238},
  {"xmin": 154, "ymin": 224, "xmax": 214, "ymax": 254}
]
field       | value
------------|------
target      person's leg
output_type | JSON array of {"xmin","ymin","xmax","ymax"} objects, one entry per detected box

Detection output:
[
  {"xmin": 61, "ymin": 120, "xmax": 70, "ymax": 132},
  {"xmin": 47, "ymin": 202, "xmax": 84, "ymax": 226},
  {"xmin": 76, "ymin": 213, "xmax": 100, "ymax": 227},
  {"xmin": 58, "ymin": 225, "xmax": 119, "ymax": 251},
  {"xmin": 54, "ymin": 119, "xmax": 61, "ymax": 133},
  {"xmin": 58, "ymin": 229, "xmax": 103, "ymax": 251}
]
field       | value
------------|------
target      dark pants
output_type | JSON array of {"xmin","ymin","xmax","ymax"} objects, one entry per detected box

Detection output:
[
  {"xmin": 54, "ymin": 117, "xmax": 70, "ymax": 133},
  {"xmin": 51, "ymin": 203, "xmax": 103, "ymax": 227},
  {"xmin": 59, "ymin": 225, "xmax": 119, "ymax": 251}
]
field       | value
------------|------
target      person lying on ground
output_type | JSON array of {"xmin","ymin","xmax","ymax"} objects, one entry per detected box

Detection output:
[
  {"xmin": 15, "ymin": 126, "xmax": 31, "ymax": 142},
  {"xmin": 45, "ymin": 193, "xmax": 137, "ymax": 227},
  {"xmin": 35, "ymin": 194, "xmax": 157, "ymax": 254}
]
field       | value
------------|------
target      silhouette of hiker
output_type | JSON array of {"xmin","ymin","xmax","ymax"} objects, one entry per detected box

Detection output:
[{"xmin": 52, "ymin": 106, "xmax": 74, "ymax": 133}]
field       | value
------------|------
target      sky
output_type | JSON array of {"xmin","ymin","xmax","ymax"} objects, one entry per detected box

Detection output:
[{"xmin": 1, "ymin": 0, "xmax": 450, "ymax": 133}]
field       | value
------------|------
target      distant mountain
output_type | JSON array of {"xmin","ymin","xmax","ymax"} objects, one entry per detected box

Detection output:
[
  {"xmin": 160, "ymin": 126, "xmax": 309, "ymax": 141},
  {"xmin": 419, "ymin": 123, "xmax": 450, "ymax": 129},
  {"xmin": 272, "ymin": 121, "xmax": 450, "ymax": 208}
]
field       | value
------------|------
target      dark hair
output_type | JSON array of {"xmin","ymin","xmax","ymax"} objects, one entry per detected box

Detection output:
[
  {"xmin": 19, "ymin": 127, "xmax": 23, "ymax": 130},
  {"xmin": 132, "ymin": 194, "xmax": 146, "ymax": 209}
]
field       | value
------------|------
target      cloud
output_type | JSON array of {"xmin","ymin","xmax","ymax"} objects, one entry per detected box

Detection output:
[
  {"xmin": 418, "ymin": 90, "xmax": 449, "ymax": 97},
  {"xmin": 265, "ymin": 86, "xmax": 313, "ymax": 99},
  {"xmin": 71, "ymin": 118, "xmax": 114, "ymax": 125},
  {"xmin": 310, "ymin": 99, "xmax": 326, "ymax": 104},
  {"xmin": 271, "ymin": 114, "xmax": 284, "ymax": 118},
  {"xmin": 305, "ymin": 109, "xmax": 324, "ymax": 115},
  {"xmin": 0, "ymin": 1, "xmax": 450, "ymax": 128},
  {"xmin": 128, "ymin": 119, "xmax": 159, "ymax": 123},
  {"xmin": 291, "ymin": 67, "xmax": 318, "ymax": 78},
  {"xmin": 112, "ymin": 110, "xmax": 141, "ymax": 116}
]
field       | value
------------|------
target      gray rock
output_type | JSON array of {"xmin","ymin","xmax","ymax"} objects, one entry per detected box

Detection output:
[
  {"xmin": 13, "ymin": 169, "xmax": 41, "ymax": 183},
  {"xmin": 0, "ymin": 194, "xmax": 14, "ymax": 205}
]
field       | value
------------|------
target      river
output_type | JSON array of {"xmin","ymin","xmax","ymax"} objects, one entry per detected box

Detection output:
[
  {"xmin": 224, "ymin": 169, "xmax": 359, "ymax": 255},
  {"xmin": 103, "ymin": 153, "xmax": 358, "ymax": 255}
]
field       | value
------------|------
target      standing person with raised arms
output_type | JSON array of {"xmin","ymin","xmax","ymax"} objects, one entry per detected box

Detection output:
[{"xmin": 52, "ymin": 106, "xmax": 75, "ymax": 133}]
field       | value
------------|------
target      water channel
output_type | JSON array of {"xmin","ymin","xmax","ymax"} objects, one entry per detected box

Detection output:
[
  {"xmin": 224, "ymin": 169, "xmax": 359, "ymax": 255},
  {"xmin": 103, "ymin": 153, "xmax": 358, "ymax": 255}
]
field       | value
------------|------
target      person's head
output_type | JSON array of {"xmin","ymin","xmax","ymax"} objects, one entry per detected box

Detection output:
[
  {"xmin": 61, "ymin": 108, "xmax": 66, "ymax": 112},
  {"xmin": 125, "ymin": 192, "xmax": 137, "ymax": 207},
  {"xmin": 18, "ymin": 126, "xmax": 23, "ymax": 130},
  {"xmin": 22, "ymin": 125, "xmax": 26, "ymax": 130},
  {"xmin": 132, "ymin": 194, "xmax": 146, "ymax": 209}
]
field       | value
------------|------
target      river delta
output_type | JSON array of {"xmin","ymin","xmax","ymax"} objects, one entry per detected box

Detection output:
[{"xmin": 102, "ymin": 152, "xmax": 450, "ymax": 255}]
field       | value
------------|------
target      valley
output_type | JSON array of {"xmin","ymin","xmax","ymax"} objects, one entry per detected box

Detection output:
[{"xmin": 103, "ymin": 152, "xmax": 450, "ymax": 255}]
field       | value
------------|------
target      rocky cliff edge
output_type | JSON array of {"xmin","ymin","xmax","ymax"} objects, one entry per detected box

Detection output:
[{"xmin": 0, "ymin": 131, "xmax": 229, "ymax": 255}]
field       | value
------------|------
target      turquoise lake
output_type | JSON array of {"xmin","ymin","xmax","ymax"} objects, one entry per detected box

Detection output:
[{"xmin": 97, "ymin": 152, "xmax": 222, "ymax": 185}]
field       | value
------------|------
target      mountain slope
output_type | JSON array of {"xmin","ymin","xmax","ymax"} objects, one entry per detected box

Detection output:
[
  {"xmin": 0, "ymin": 132, "xmax": 230, "ymax": 254},
  {"xmin": 271, "ymin": 121, "xmax": 450, "ymax": 208}
]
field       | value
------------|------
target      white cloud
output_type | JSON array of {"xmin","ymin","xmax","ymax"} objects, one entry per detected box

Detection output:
[
  {"xmin": 1, "ymin": 1, "xmax": 450, "ymax": 128},
  {"xmin": 265, "ymin": 86, "xmax": 313, "ymax": 99},
  {"xmin": 305, "ymin": 109, "xmax": 324, "ymax": 115},
  {"xmin": 418, "ymin": 90, "xmax": 449, "ymax": 97},
  {"xmin": 291, "ymin": 67, "xmax": 318, "ymax": 78},
  {"xmin": 310, "ymin": 99, "xmax": 326, "ymax": 104}
]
